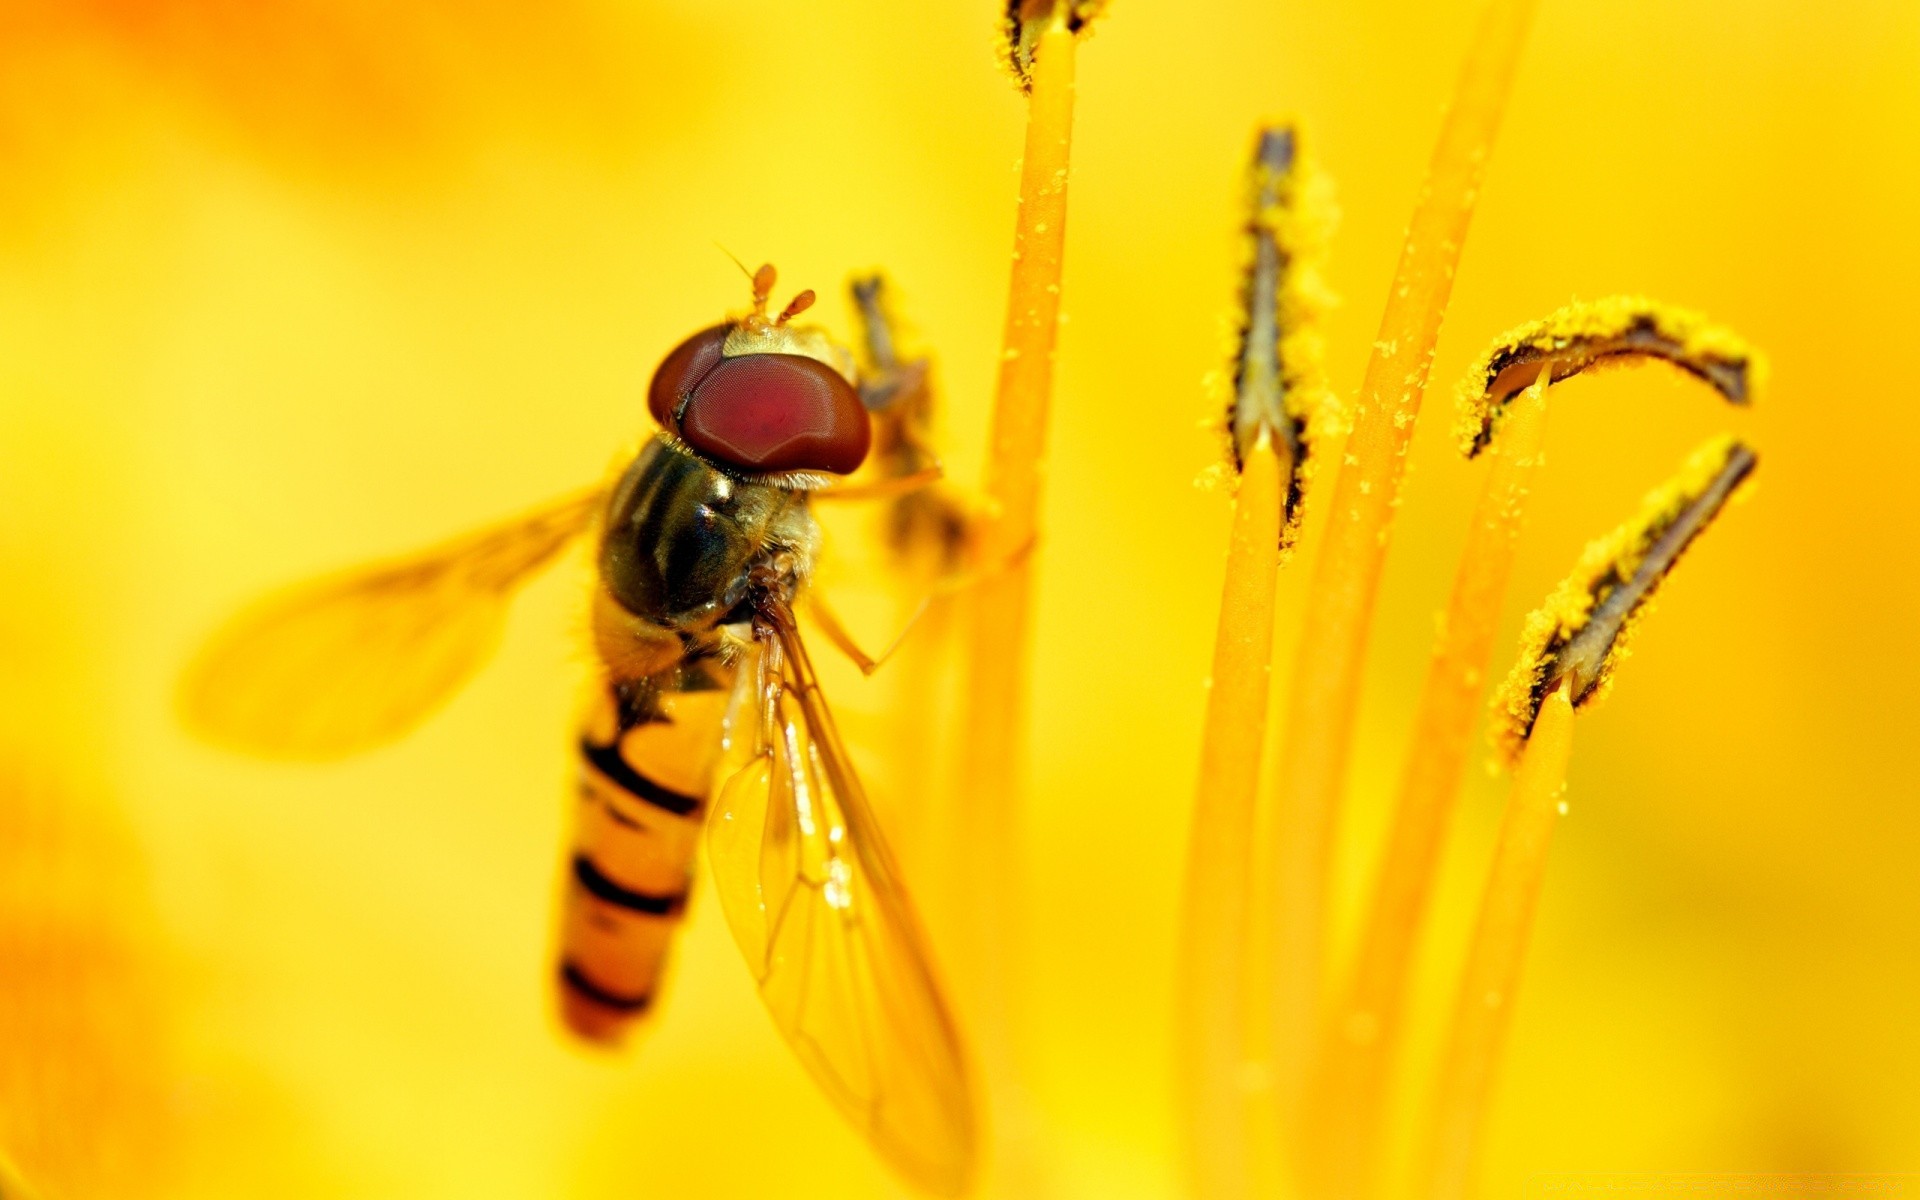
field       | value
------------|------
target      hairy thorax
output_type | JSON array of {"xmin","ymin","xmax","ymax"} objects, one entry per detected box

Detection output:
[{"xmin": 591, "ymin": 437, "xmax": 818, "ymax": 682}]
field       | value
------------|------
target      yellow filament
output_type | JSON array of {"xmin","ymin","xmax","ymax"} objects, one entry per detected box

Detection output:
[
  {"xmin": 1175, "ymin": 435, "xmax": 1284, "ymax": 1200},
  {"xmin": 1415, "ymin": 683, "xmax": 1575, "ymax": 1200},
  {"xmin": 1300, "ymin": 370, "xmax": 1549, "ymax": 1200},
  {"xmin": 1262, "ymin": 0, "xmax": 1539, "ymax": 1147},
  {"xmin": 958, "ymin": 12, "xmax": 1080, "ymax": 1191}
]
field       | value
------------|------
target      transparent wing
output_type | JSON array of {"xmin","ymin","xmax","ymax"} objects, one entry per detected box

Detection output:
[
  {"xmin": 707, "ymin": 605, "xmax": 978, "ymax": 1197},
  {"xmin": 180, "ymin": 488, "xmax": 602, "ymax": 760}
]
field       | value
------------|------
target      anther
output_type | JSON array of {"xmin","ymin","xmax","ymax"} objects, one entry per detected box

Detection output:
[
  {"xmin": 999, "ymin": 0, "xmax": 1109, "ymax": 91},
  {"xmin": 1228, "ymin": 122, "xmax": 1334, "ymax": 551},
  {"xmin": 1457, "ymin": 296, "xmax": 1763, "ymax": 458},
  {"xmin": 1491, "ymin": 436, "xmax": 1759, "ymax": 761}
]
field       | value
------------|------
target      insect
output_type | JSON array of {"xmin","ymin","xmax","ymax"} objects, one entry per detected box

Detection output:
[{"xmin": 181, "ymin": 264, "xmax": 978, "ymax": 1196}]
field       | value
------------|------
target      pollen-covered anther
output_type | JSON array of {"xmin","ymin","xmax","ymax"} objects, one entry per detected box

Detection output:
[
  {"xmin": 1456, "ymin": 296, "xmax": 1765, "ymax": 458},
  {"xmin": 998, "ymin": 0, "xmax": 1109, "ymax": 91},
  {"xmin": 1490, "ymin": 435, "xmax": 1759, "ymax": 762},
  {"xmin": 1226, "ymin": 122, "xmax": 1337, "ymax": 551}
]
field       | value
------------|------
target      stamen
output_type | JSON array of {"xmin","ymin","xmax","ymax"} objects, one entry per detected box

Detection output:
[
  {"xmin": 1228, "ymin": 123, "xmax": 1336, "ymax": 551},
  {"xmin": 1416, "ymin": 679, "xmax": 1575, "ymax": 1200},
  {"xmin": 961, "ymin": 2, "xmax": 1098, "ymax": 1183},
  {"xmin": 1492, "ymin": 435, "xmax": 1758, "ymax": 761},
  {"xmin": 999, "ymin": 0, "xmax": 1107, "ymax": 91},
  {"xmin": 1262, "ymin": 0, "xmax": 1539, "ymax": 1150},
  {"xmin": 1419, "ymin": 439, "xmax": 1756, "ymax": 1199},
  {"xmin": 1304, "ymin": 295, "xmax": 1755, "ymax": 1197},
  {"xmin": 1298, "ymin": 366, "xmax": 1547, "ymax": 1200},
  {"xmin": 1457, "ymin": 296, "xmax": 1763, "ymax": 457},
  {"xmin": 1175, "ymin": 122, "xmax": 1332, "ymax": 1198}
]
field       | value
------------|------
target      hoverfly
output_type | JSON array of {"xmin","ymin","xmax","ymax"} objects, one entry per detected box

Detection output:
[{"xmin": 182, "ymin": 265, "xmax": 977, "ymax": 1196}]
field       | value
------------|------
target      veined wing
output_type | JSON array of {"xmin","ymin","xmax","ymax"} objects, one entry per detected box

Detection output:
[
  {"xmin": 707, "ymin": 603, "xmax": 978, "ymax": 1197},
  {"xmin": 180, "ymin": 488, "xmax": 603, "ymax": 760}
]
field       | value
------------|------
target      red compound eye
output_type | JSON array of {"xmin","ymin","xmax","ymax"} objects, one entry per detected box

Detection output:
[
  {"xmin": 646, "ymin": 324, "xmax": 731, "ymax": 427},
  {"xmin": 677, "ymin": 353, "xmax": 871, "ymax": 475}
]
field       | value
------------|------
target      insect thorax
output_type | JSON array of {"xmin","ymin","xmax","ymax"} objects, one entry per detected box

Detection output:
[{"xmin": 593, "ymin": 438, "xmax": 817, "ymax": 678}]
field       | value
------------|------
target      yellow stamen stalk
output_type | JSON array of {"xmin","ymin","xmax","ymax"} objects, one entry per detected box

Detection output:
[
  {"xmin": 1175, "ymin": 122, "xmax": 1329, "ymax": 1200},
  {"xmin": 1417, "ymin": 438, "xmax": 1758, "ymax": 1199},
  {"xmin": 1306, "ymin": 299, "xmax": 1757, "ymax": 1199},
  {"xmin": 1177, "ymin": 434, "xmax": 1282, "ymax": 1200},
  {"xmin": 1264, "ymin": 0, "xmax": 1539, "ymax": 1138},
  {"xmin": 961, "ymin": 2, "xmax": 1100, "ymax": 1185},
  {"xmin": 1299, "ymin": 368, "xmax": 1548, "ymax": 1200},
  {"xmin": 1415, "ymin": 681, "xmax": 1574, "ymax": 1200}
]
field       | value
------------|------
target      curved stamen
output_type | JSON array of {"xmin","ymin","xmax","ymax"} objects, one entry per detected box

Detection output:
[
  {"xmin": 1492, "ymin": 435, "xmax": 1758, "ymax": 760},
  {"xmin": 1457, "ymin": 296, "xmax": 1762, "ymax": 458}
]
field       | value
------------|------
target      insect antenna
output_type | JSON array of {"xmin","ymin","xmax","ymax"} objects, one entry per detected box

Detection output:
[
  {"xmin": 750, "ymin": 263, "xmax": 778, "ymax": 319},
  {"xmin": 713, "ymin": 244, "xmax": 780, "ymax": 321},
  {"xmin": 776, "ymin": 289, "xmax": 816, "ymax": 325},
  {"xmin": 714, "ymin": 242, "xmax": 757, "ymax": 283}
]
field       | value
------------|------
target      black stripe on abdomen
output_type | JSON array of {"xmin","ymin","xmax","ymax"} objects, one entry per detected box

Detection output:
[
  {"xmin": 572, "ymin": 854, "xmax": 687, "ymax": 916},
  {"xmin": 579, "ymin": 737, "xmax": 702, "ymax": 815},
  {"xmin": 560, "ymin": 961, "xmax": 653, "ymax": 1013}
]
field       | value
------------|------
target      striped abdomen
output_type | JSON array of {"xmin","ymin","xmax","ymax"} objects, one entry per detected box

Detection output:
[{"xmin": 557, "ymin": 655, "xmax": 734, "ymax": 1043}]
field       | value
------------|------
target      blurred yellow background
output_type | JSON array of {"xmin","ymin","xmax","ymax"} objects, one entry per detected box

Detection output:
[{"xmin": 1, "ymin": 0, "xmax": 1915, "ymax": 1196}]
